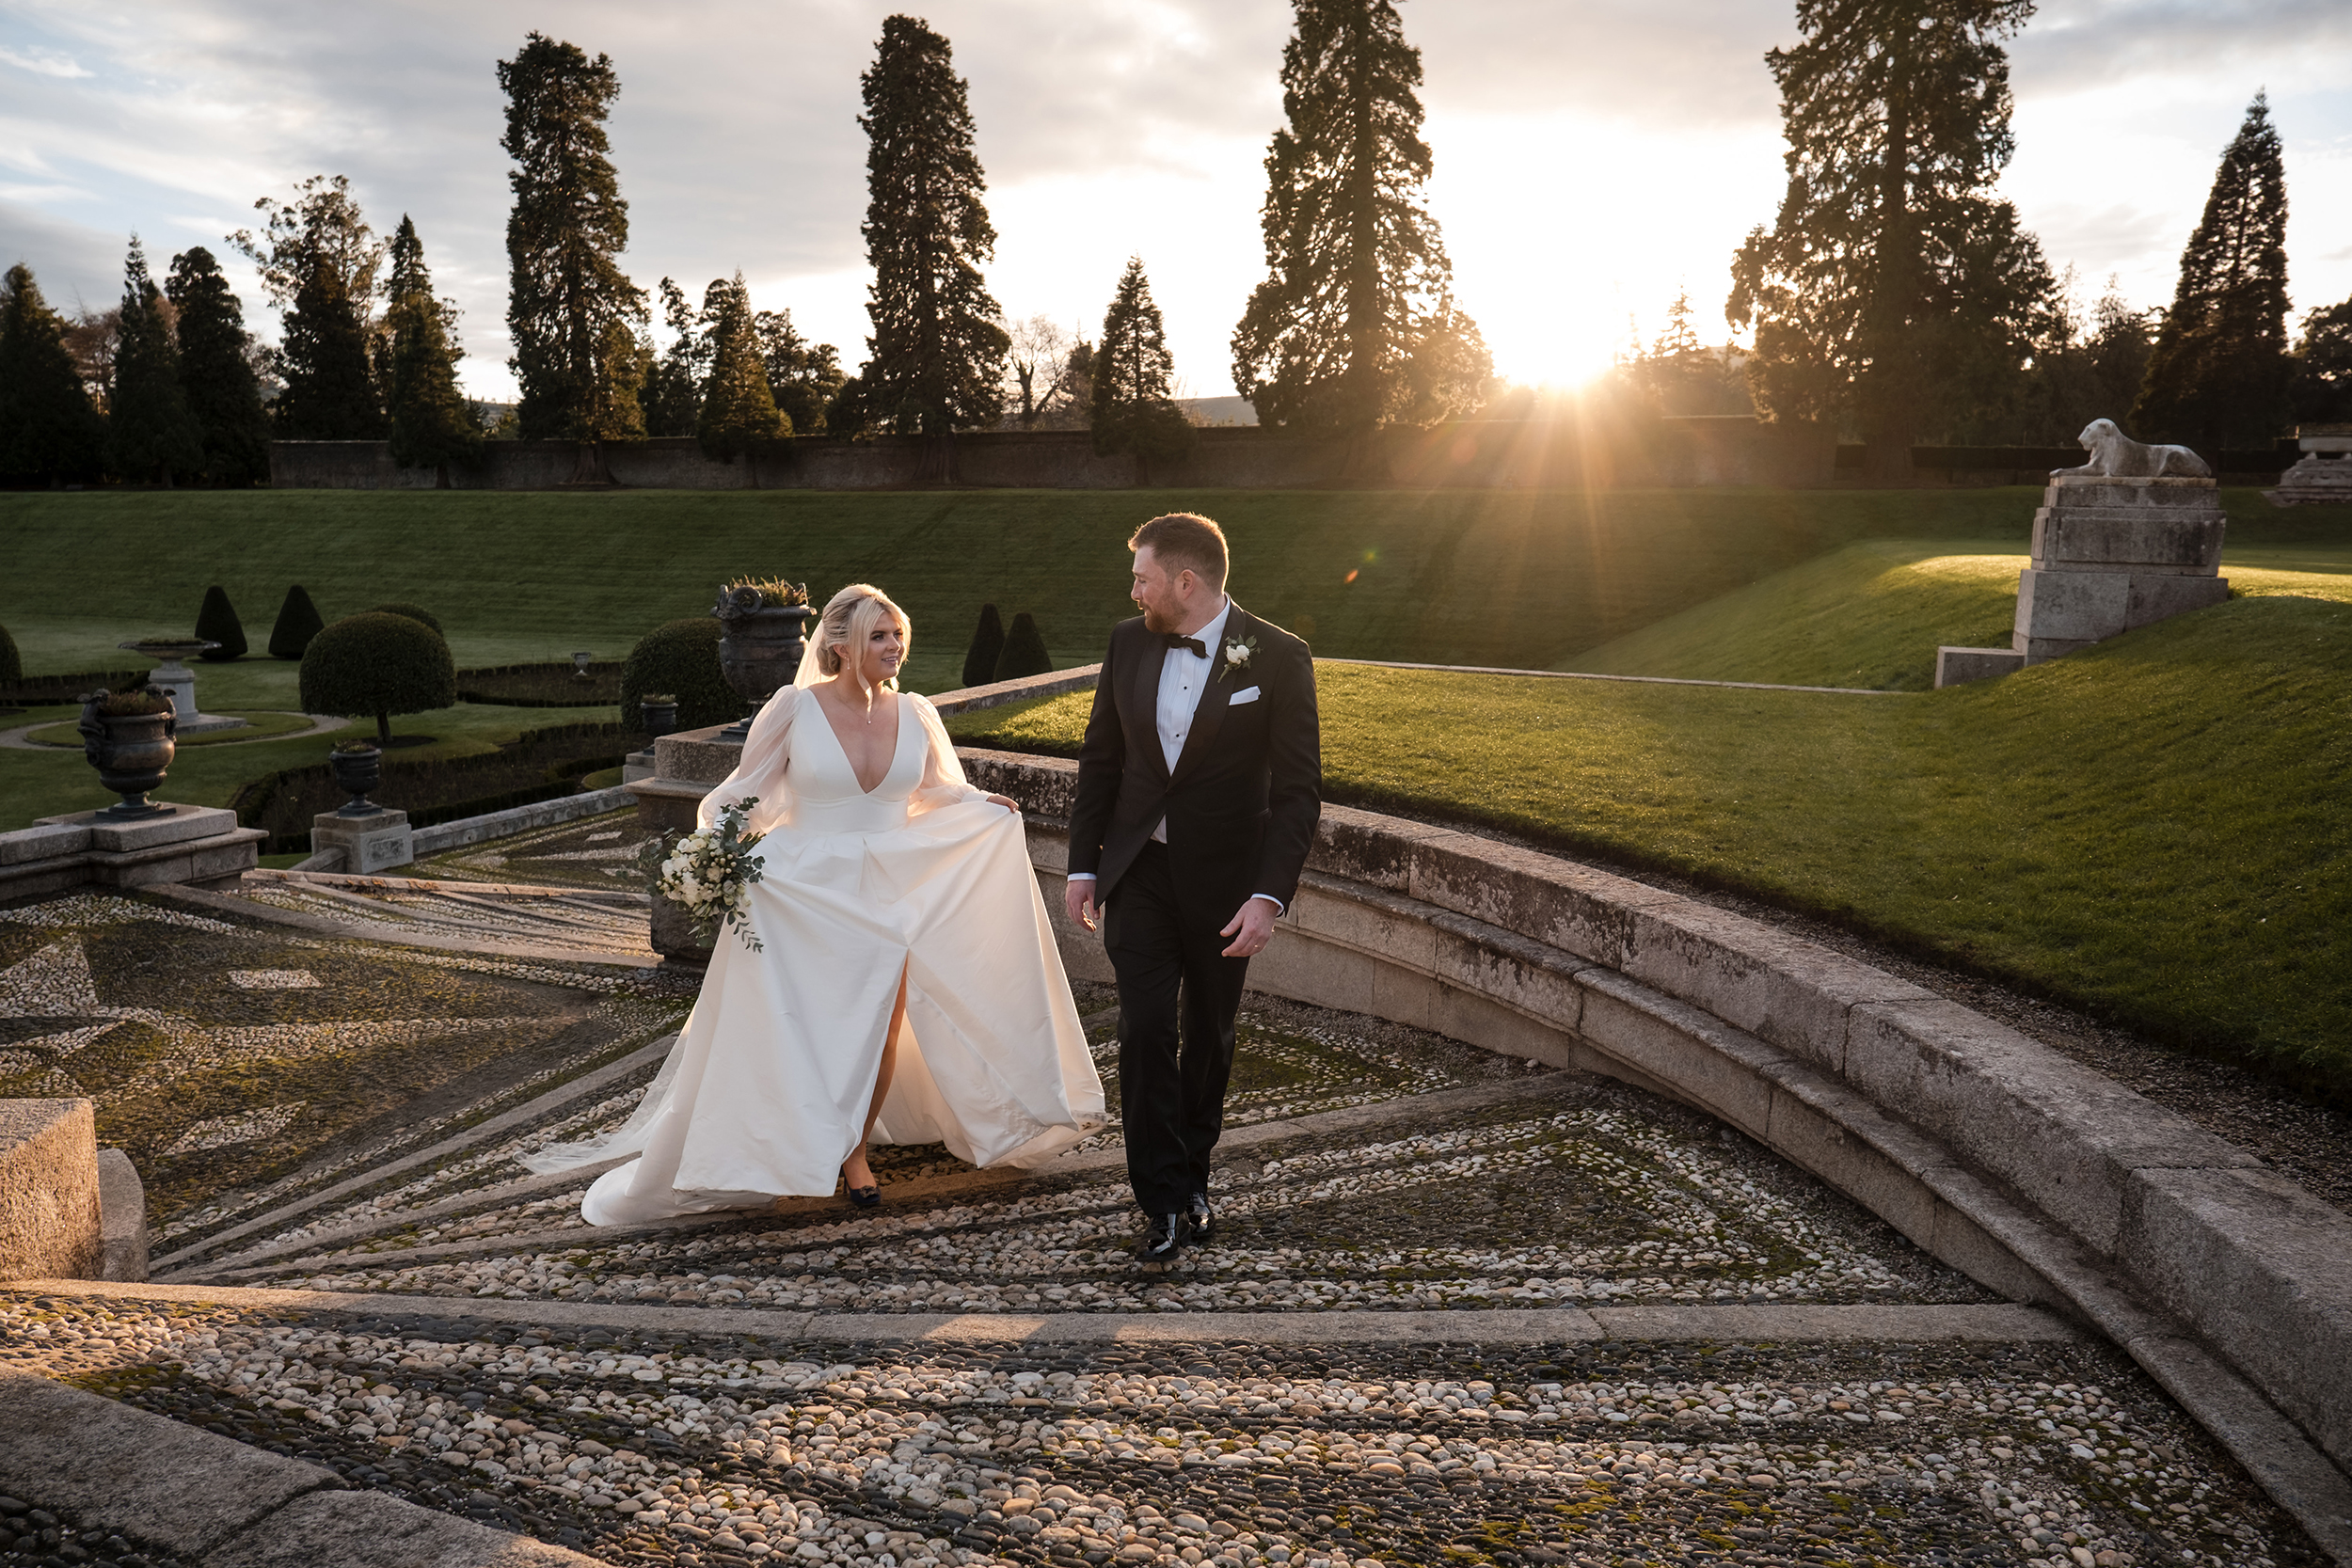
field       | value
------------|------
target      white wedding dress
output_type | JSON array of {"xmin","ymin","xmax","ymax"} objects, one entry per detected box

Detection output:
[{"xmin": 526, "ymin": 677, "xmax": 1105, "ymax": 1225}]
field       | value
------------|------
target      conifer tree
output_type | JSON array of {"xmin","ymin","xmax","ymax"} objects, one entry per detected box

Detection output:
[
  {"xmin": 2130, "ymin": 94, "xmax": 2293, "ymax": 451},
  {"xmin": 992, "ymin": 611, "xmax": 1051, "ymax": 682},
  {"xmin": 642, "ymin": 277, "xmax": 706, "ymax": 438},
  {"xmin": 2290, "ymin": 294, "xmax": 2352, "ymax": 426},
  {"xmin": 166, "ymin": 246, "xmax": 270, "ymax": 485},
  {"xmin": 696, "ymin": 274, "xmax": 787, "ymax": 462},
  {"xmin": 756, "ymin": 309, "xmax": 844, "ymax": 436},
  {"xmin": 382, "ymin": 216, "xmax": 482, "ymax": 482},
  {"xmin": 961, "ymin": 603, "xmax": 1005, "ymax": 689},
  {"xmin": 108, "ymin": 237, "xmax": 202, "ymax": 483},
  {"xmin": 1091, "ymin": 258, "xmax": 1192, "ymax": 464},
  {"xmin": 500, "ymin": 32, "xmax": 648, "ymax": 451},
  {"xmin": 1727, "ymin": 1, "xmax": 2055, "ymax": 475},
  {"xmin": 0, "ymin": 262, "xmax": 105, "ymax": 485},
  {"xmin": 849, "ymin": 14, "xmax": 1009, "ymax": 436},
  {"xmin": 1232, "ymin": 0, "xmax": 1489, "ymax": 438},
  {"xmin": 230, "ymin": 175, "xmax": 387, "ymax": 440}
]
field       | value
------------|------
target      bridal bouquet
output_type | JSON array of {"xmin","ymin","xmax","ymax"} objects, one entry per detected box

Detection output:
[{"xmin": 649, "ymin": 798, "xmax": 768, "ymax": 951}]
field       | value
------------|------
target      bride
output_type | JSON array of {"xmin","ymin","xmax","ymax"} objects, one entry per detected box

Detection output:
[{"xmin": 528, "ymin": 583, "xmax": 1105, "ymax": 1223}]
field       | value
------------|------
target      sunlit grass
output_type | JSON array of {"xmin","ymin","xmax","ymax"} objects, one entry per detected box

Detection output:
[{"xmin": 951, "ymin": 595, "xmax": 2352, "ymax": 1100}]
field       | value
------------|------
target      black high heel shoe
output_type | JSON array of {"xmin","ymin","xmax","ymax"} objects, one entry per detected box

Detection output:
[{"xmin": 843, "ymin": 1158, "xmax": 882, "ymax": 1209}]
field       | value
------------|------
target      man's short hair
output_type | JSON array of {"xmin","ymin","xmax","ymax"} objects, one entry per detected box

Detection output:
[{"xmin": 1129, "ymin": 513, "xmax": 1229, "ymax": 592}]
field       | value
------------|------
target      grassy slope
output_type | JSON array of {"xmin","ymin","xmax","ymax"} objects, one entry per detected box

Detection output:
[
  {"xmin": 951, "ymin": 594, "xmax": 2352, "ymax": 1098},
  {"xmin": 1, "ymin": 487, "xmax": 2085, "ymax": 690},
  {"xmin": 1562, "ymin": 532, "xmax": 2352, "ymax": 689}
]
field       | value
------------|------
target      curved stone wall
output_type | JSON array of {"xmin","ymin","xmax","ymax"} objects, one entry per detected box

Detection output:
[{"xmin": 959, "ymin": 746, "xmax": 2352, "ymax": 1555}]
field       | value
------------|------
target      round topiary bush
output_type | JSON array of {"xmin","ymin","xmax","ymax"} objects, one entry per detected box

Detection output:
[
  {"xmin": 0, "ymin": 623, "xmax": 21, "ymax": 689},
  {"xmin": 300, "ymin": 611, "xmax": 457, "ymax": 744},
  {"xmin": 961, "ymin": 603, "xmax": 1005, "ymax": 689},
  {"xmin": 993, "ymin": 610, "xmax": 1052, "ymax": 682},
  {"xmin": 620, "ymin": 617, "xmax": 740, "ymax": 733},
  {"xmin": 194, "ymin": 585, "xmax": 247, "ymax": 660},
  {"xmin": 371, "ymin": 602, "xmax": 444, "ymax": 636},
  {"xmin": 269, "ymin": 585, "xmax": 326, "ymax": 659}
]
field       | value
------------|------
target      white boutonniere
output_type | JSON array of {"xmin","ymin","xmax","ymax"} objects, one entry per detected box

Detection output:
[{"xmin": 1220, "ymin": 634, "xmax": 1259, "ymax": 683}]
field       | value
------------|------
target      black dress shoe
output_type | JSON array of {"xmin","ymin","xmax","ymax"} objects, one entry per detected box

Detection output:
[
  {"xmin": 1136, "ymin": 1212, "xmax": 1185, "ymax": 1264},
  {"xmin": 1184, "ymin": 1192, "xmax": 1216, "ymax": 1245}
]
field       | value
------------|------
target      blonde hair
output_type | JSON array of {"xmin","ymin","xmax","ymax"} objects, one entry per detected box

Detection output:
[{"xmin": 812, "ymin": 583, "xmax": 912, "ymax": 700}]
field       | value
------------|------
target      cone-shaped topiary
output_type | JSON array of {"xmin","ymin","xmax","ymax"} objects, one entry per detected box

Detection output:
[
  {"xmin": 194, "ymin": 585, "xmax": 247, "ymax": 660},
  {"xmin": 961, "ymin": 603, "xmax": 1006, "ymax": 689},
  {"xmin": 370, "ymin": 602, "xmax": 443, "ymax": 636},
  {"xmin": 269, "ymin": 585, "xmax": 326, "ymax": 659},
  {"xmin": 299, "ymin": 611, "xmax": 457, "ymax": 744},
  {"xmin": 993, "ymin": 611, "xmax": 1052, "ymax": 682},
  {"xmin": 620, "ymin": 617, "xmax": 742, "ymax": 733},
  {"xmin": 0, "ymin": 623, "xmax": 21, "ymax": 688}
]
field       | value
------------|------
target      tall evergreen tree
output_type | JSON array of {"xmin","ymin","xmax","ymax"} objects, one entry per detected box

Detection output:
[
  {"xmin": 849, "ymin": 14, "xmax": 1009, "ymax": 436},
  {"xmin": 1231, "ymin": 0, "xmax": 1489, "ymax": 438},
  {"xmin": 165, "ymin": 246, "xmax": 270, "ymax": 485},
  {"xmin": 696, "ymin": 274, "xmax": 787, "ymax": 463},
  {"xmin": 2290, "ymin": 294, "xmax": 2352, "ymax": 426},
  {"xmin": 500, "ymin": 32, "xmax": 648, "ymax": 452},
  {"xmin": 2130, "ymin": 94, "xmax": 2293, "ymax": 451},
  {"xmin": 1727, "ymin": 1, "xmax": 2056, "ymax": 474},
  {"xmin": 0, "ymin": 262, "xmax": 105, "ymax": 485},
  {"xmin": 230, "ymin": 174, "xmax": 387, "ymax": 440},
  {"xmin": 107, "ymin": 237, "xmax": 202, "ymax": 483},
  {"xmin": 756, "ymin": 309, "xmax": 845, "ymax": 436},
  {"xmin": 381, "ymin": 215, "xmax": 482, "ymax": 482},
  {"xmin": 1091, "ymin": 257, "xmax": 1192, "ymax": 463},
  {"xmin": 642, "ymin": 277, "xmax": 706, "ymax": 438}
]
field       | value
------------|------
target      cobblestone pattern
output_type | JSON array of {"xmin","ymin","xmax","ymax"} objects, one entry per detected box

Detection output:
[
  {"xmin": 410, "ymin": 810, "xmax": 663, "ymax": 892},
  {"xmin": 0, "ymin": 1489, "xmax": 198, "ymax": 1568},
  {"xmin": 0, "ymin": 1295, "xmax": 2321, "ymax": 1568},
  {"xmin": 225, "ymin": 878, "xmax": 653, "ymax": 958}
]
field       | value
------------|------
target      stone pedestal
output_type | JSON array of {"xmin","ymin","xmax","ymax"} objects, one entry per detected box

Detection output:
[
  {"xmin": 2265, "ymin": 427, "xmax": 2352, "ymax": 507},
  {"xmin": 309, "ymin": 808, "xmax": 414, "ymax": 875},
  {"xmin": 1935, "ymin": 474, "xmax": 2229, "ymax": 686},
  {"xmin": 1, "ymin": 806, "xmax": 263, "ymax": 902},
  {"xmin": 624, "ymin": 723, "xmax": 741, "ymax": 964},
  {"xmin": 141, "ymin": 657, "xmax": 246, "ymax": 737},
  {"xmin": 0, "ymin": 1100, "xmax": 103, "ymax": 1282}
]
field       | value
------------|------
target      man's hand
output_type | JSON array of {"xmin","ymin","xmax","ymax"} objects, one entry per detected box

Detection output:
[
  {"xmin": 1219, "ymin": 896, "xmax": 1279, "ymax": 958},
  {"xmin": 1065, "ymin": 879, "xmax": 1099, "ymax": 932}
]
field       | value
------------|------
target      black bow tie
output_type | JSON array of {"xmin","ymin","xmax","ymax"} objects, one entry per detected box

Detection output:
[{"xmin": 1164, "ymin": 634, "xmax": 1207, "ymax": 657}]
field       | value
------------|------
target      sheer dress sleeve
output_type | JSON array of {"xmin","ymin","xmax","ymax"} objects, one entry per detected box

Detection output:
[
  {"xmin": 697, "ymin": 686, "xmax": 798, "ymax": 835},
  {"xmin": 908, "ymin": 693, "xmax": 991, "ymax": 816}
]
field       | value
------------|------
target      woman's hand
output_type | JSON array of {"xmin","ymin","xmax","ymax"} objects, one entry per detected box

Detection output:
[{"xmin": 985, "ymin": 794, "xmax": 1021, "ymax": 812}]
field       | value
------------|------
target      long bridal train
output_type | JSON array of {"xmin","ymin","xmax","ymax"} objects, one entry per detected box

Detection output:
[{"xmin": 524, "ymin": 680, "xmax": 1104, "ymax": 1223}]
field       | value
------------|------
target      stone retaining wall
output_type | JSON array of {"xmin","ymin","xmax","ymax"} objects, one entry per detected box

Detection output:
[
  {"xmin": 958, "ymin": 747, "xmax": 2352, "ymax": 1514},
  {"xmin": 0, "ymin": 1101, "xmax": 101, "ymax": 1281}
]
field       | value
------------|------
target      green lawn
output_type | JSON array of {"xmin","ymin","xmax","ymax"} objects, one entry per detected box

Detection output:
[
  {"xmin": 1561, "ymin": 534, "xmax": 2352, "ymax": 689},
  {"xmin": 950, "ymin": 594, "xmax": 2352, "ymax": 1101}
]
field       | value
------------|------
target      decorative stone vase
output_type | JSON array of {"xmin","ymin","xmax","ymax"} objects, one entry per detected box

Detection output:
[
  {"xmin": 713, "ymin": 587, "xmax": 812, "ymax": 741},
  {"xmin": 77, "ymin": 693, "xmax": 178, "ymax": 819},
  {"xmin": 640, "ymin": 697, "xmax": 679, "ymax": 739},
  {"xmin": 328, "ymin": 744, "xmax": 386, "ymax": 817}
]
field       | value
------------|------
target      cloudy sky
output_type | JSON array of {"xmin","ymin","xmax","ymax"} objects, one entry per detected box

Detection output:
[{"xmin": 4, "ymin": 0, "xmax": 2348, "ymax": 404}]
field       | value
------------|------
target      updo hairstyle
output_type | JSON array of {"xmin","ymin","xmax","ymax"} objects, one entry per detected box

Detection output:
[{"xmin": 812, "ymin": 583, "xmax": 912, "ymax": 699}]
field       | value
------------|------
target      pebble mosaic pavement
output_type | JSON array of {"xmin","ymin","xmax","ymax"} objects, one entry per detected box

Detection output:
[{"xmin": 0, "ymin": 876, "xmax": 2328, "ymax": 1568}]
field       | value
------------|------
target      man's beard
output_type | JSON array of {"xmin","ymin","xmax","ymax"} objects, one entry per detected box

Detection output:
[{"xmin": 1138, "ymin": 600, "xmax": 1179, "ymax": 635}]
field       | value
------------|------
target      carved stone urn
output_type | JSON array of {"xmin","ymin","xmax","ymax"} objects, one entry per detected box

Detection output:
[
  {"xmin": 713, "ymin": 585, "xmax": 813, "ymax": 741},
  {"xmin": 77, "ymin": 689, "xmax": 179, "ymax": 819},
  {"xmin": 328, "ymin": 744, "xmax": 386, "ymax": 817},
  {"xmin": 640, "ymin": 696, "xmax": 679, "ymax": 740}
]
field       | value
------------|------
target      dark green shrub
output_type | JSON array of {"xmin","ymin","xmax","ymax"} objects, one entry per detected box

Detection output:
[
  {"xmin": 269, "ymin": 585, "xmax": 326, "ymax": 659},
  {"xmin": 620, "ymin": 618, "xmax": 741, "ymax": 733},
  {"xmin": 194, "ymin": 585, "xmax": 246, "ymax": 660},
  {"xmin": 962, "ymin": 603, "xmax": 1005, "ymax": 689},
  {"xmin": 0, "ymin": 624, "xmax": 20, "ymax": 688},
  {"xmin": 371, "ymin": 602, "xmax": 443, "ymax": 636},
  {"xmin": 993, "ymin": 611, "xmax": 1052, "ymax": 682},
  {"xmin": 299, "ymin": 611, "xmax": 457, "ymax": 744}
]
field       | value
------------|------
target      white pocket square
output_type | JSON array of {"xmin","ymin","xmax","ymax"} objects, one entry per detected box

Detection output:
[{"xmin": 1229, "ymin": 686, "xmax": 1261, "ymax": 705}]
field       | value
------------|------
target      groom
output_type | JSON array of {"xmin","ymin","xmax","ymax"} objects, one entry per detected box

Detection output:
[{"xmin": 1065, "ymin": 513, "xmax": 1322, "ymax": 1263}]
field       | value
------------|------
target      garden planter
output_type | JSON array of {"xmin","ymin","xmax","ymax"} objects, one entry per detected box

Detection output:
[
  {"xmin": 77, "ymin": 698, "xmax": 178, "ymax": 819},
  {"xmin": 329, "ymin": 745, "xmax": 386, "ymax": 817},
  {"xmin": 714, "ymin": 588, "xmax": 813, "ymax": 741},
  {"xmin": 641, "ymin": 698, "xmax": 679, "ymax": 739}
]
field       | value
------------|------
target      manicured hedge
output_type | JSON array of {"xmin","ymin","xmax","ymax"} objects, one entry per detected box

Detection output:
[{"xmin": 619, "ymin": 617, "xmax": 741, "ymax": 732}]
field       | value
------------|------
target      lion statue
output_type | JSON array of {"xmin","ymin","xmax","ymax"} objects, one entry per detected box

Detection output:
[{"xmin": 2056, "ymin": 419, "xmax": 2212, "ymax": 479}]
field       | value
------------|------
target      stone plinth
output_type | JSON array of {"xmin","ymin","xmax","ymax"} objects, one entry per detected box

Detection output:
[
  {"xmin": 95, "ymin": 1148, "xmax": 148, "ymax": 1282},
  {"xmin": 0, "ymin": 805, "xmax": 263, "ymax": 901},
  {"xmin": 2265, "ymin": 428, "xmax": 2352, "ymax": 507},
  {"xmin": 0, "ymin": 1100, "xmax": 103, "ymax": 1281},
  {"xmin": 1935, "ymin": 474, "xmax": 2229, "ymax": 685},
  {"xmin": 309, "ymin": 807, "xmax": 414, "ymax": 875},
  {"xmin": 625, "ymin": 724, "xmax": 739, "ymax": 963}
]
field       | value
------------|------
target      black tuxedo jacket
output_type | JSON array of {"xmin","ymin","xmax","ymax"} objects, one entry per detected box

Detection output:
[{"xmin": 1068, "ymin": 603, "xmax": 1322, "ymax": 917}]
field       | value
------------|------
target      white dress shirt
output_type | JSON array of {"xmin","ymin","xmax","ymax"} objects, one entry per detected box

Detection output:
[{"xmin": 1070, "ymin": 597, "xmax": 1282, "ymax": 914}]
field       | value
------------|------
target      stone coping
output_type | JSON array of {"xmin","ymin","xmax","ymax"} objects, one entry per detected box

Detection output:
[
  {"xmin": 952, "ymin": 745, "xmax": 2352, "ymax": 1557},
  {"xmin": 0, "ymin": 1369, "xmax": 596, "ymax": 1566},
  {"xmin": 409, "ymin": 784, "xmax": 639, "ymax": 857}
]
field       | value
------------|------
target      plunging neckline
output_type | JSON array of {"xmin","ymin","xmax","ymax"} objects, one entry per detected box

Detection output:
[{"xmin": 813, "ymin": 688, "xmax": 907, "ymax": 796}]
